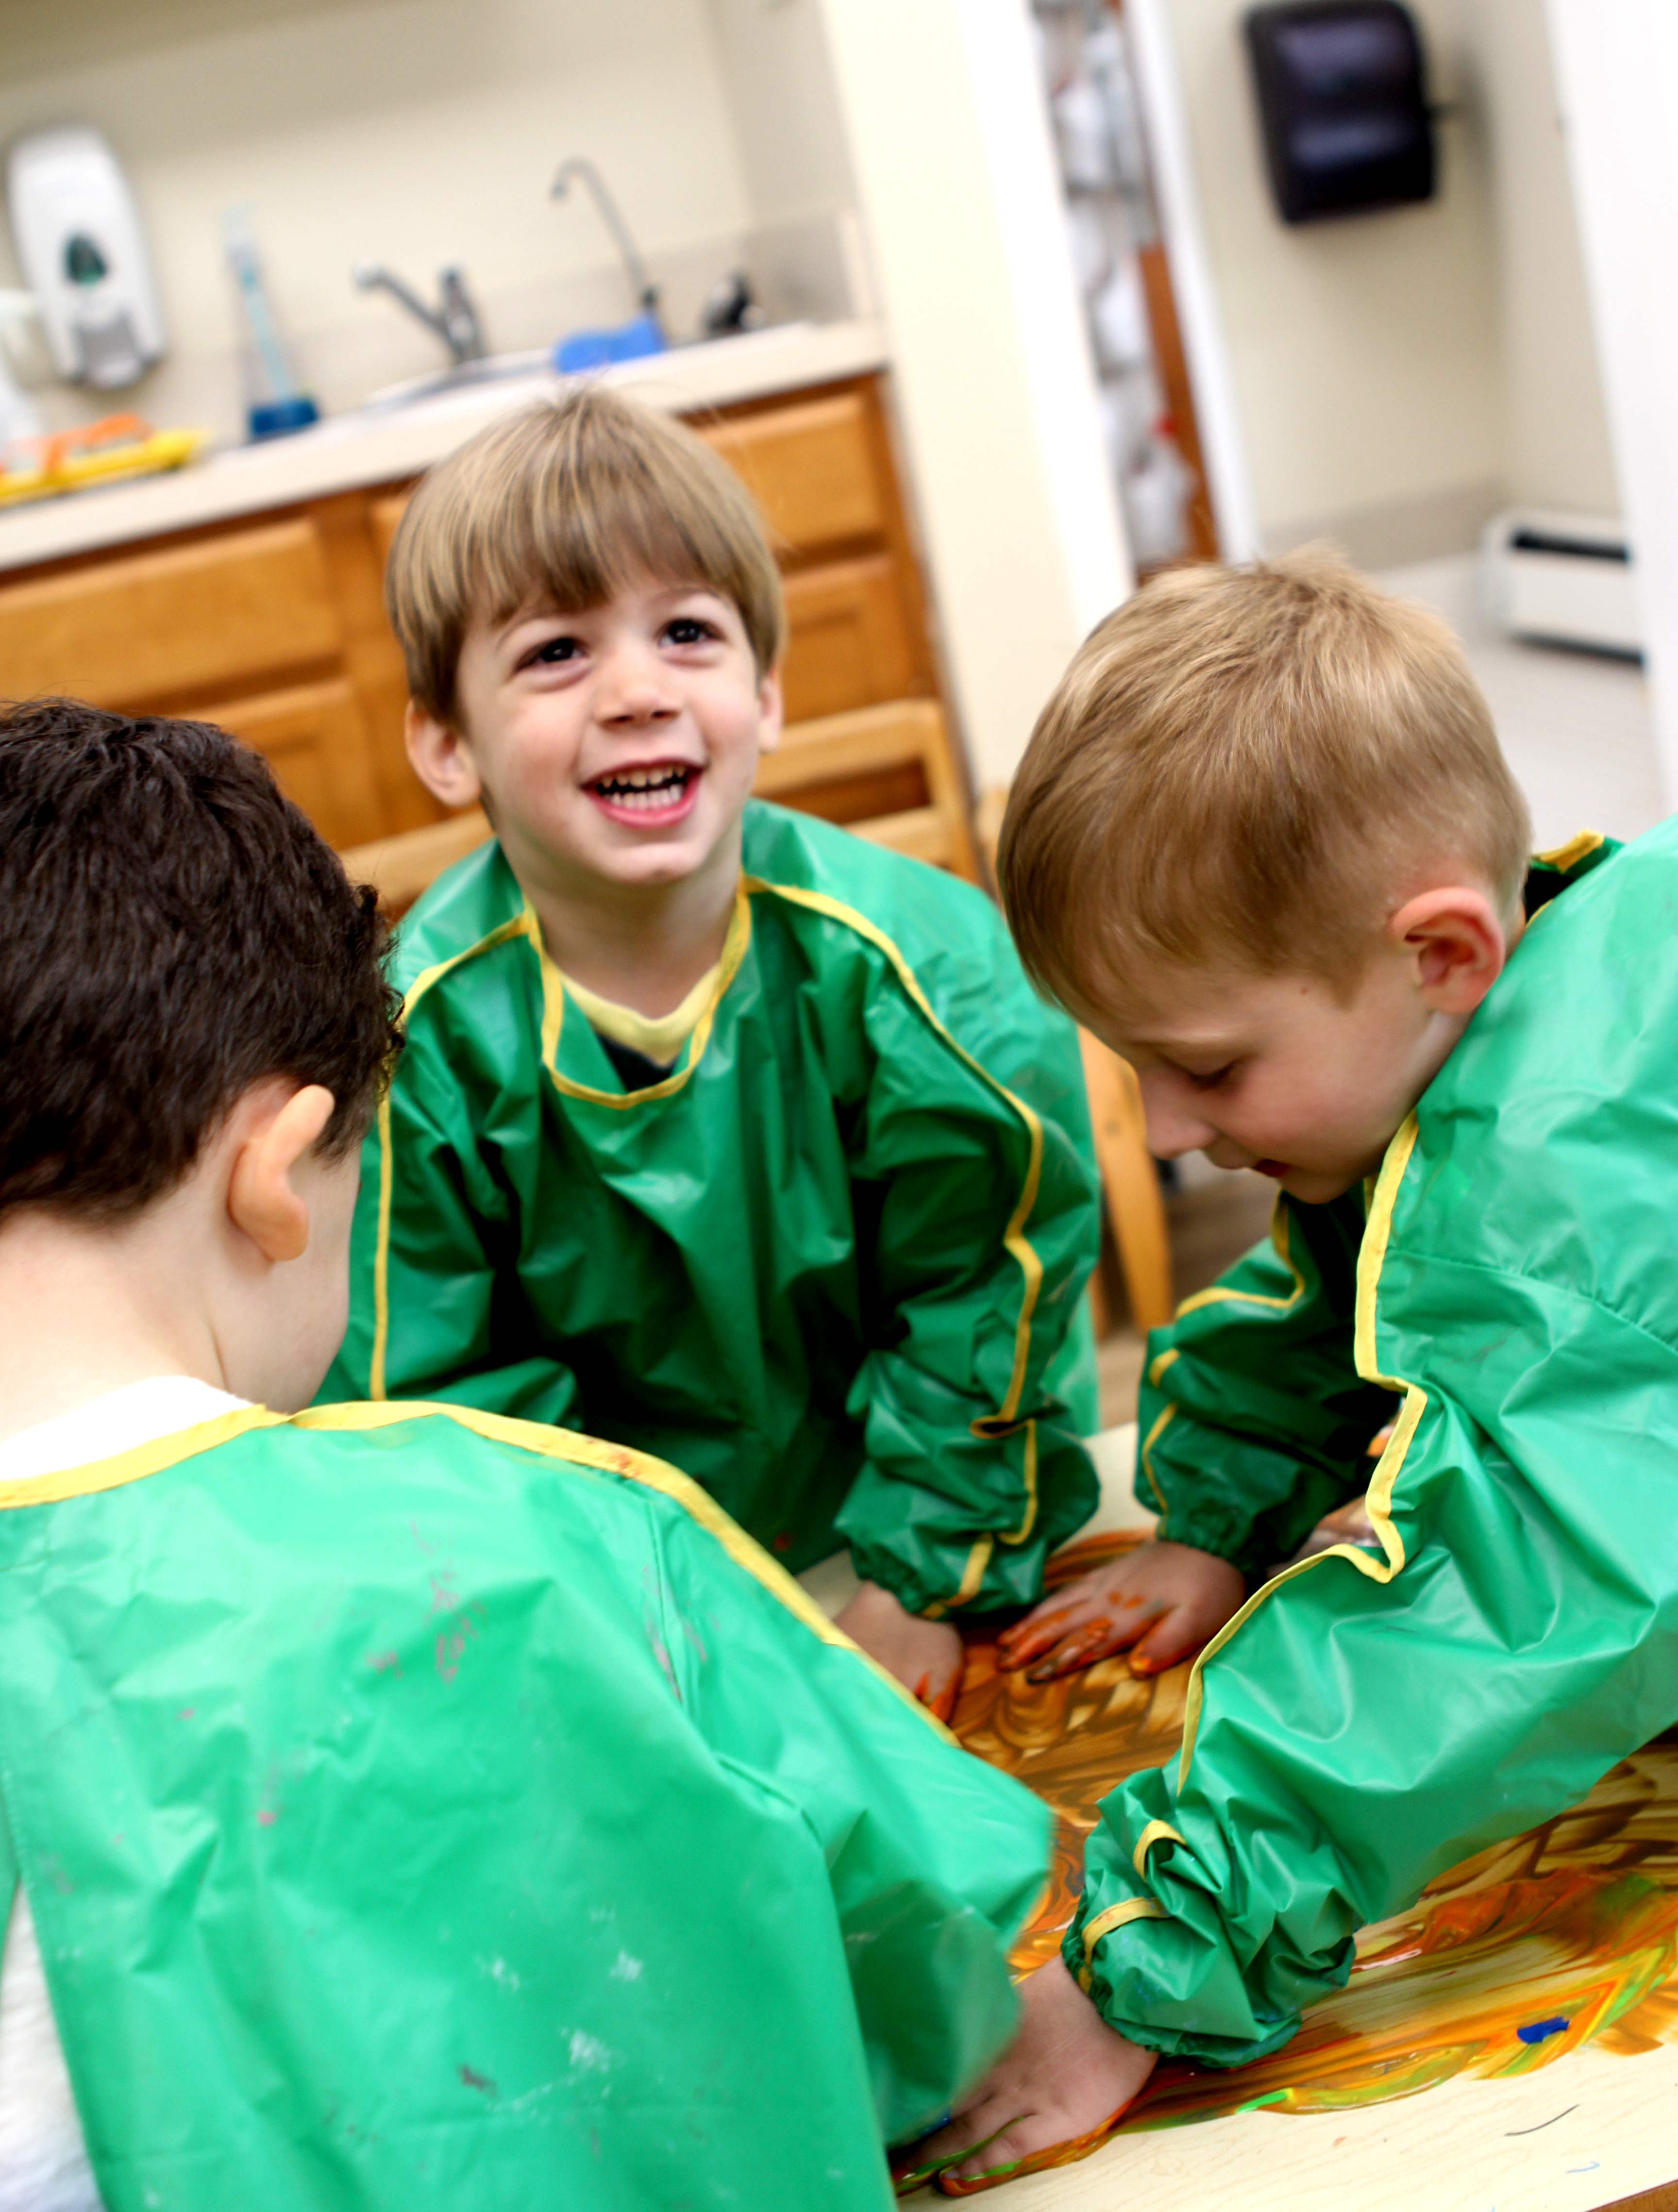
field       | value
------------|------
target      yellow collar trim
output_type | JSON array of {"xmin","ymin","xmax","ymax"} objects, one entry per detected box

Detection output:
[
  {"xmin": 0, "ymin": 1396, "xmax": 955, "ymax": 1747},
  {"xmin": 532, "ymin": 889, "xmax": 752, "ymax": 1108},
  {"xmin": 554, "ymin": 952, "xmax": 727, "ymax": 1066},
  {"xmin": 0, "ymin": 1405, "xmax": 286, "ymax": 1509}
]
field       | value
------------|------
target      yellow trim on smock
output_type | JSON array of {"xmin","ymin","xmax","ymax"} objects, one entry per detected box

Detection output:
[
  {"xmin": 556, "ymin": 958, "xmax": 724, "ymax": 1067},
  {"xmin": 1174, "ymin": 1115, "xmax": 1423, "ymax": 1788}
]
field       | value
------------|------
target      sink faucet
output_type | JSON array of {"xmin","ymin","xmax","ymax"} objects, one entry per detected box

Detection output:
[
  {"xmin": 551, "ymin": 158, "xmax": 662, "ymax": 332},
  {"xmin": 352, "ymin": 262, "xmax": 487, "ymax": 365}
]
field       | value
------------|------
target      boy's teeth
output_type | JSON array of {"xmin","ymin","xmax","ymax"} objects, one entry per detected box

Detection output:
[{"xmin": 594, "ymin": 766, "xmax": 691, "ymax": 803}]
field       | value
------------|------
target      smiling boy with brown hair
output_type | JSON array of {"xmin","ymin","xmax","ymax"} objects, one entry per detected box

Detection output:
[
  {"xmin": 324, "ymin": 385, "xmax": 1103, "ymax": 1709},
  {"xmin": 909, "ymin": 550, "xmax": 1678, "ymax": 2188}
]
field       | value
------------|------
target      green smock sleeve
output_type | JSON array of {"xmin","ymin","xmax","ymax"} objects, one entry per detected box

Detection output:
[
  {"xmin": 1063, "ymin": 821, "xmax": 1678, "ymax": 2064},
  {"xmin": 322, "ymin": 1014, "xmax": 583, "ymax": 1426},
  {"xmin": 830, "ymin": 959, "xmax": 1100, "ymax": 1619},
  {"xmin": 1134, "ymin": 1189, "xmax": 1393, "ymax": 1576},
  {"xmin": 652, "ymin": 1492, "xmax": 1050, "ymax": 2142}
]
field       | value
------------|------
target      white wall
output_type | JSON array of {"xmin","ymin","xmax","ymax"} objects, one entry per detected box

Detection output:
[
  {"xmin": 1162, "ymin": 0, "xmax": 1509, "ymax": 562},
  {"xmin": 1546, "ymin": 0, "xmax": 1678, "ymax": 806},
  {"xmin": 1460, "ymin": 0, "xmax": 1617, "ymax": 517},
  {"xmin": 0, "ymin": 0, "xmax": 756, "ymax": 434},
  {"xmin": 817, "ymin": 0, "xmax": 1130, "ymax": 789}
]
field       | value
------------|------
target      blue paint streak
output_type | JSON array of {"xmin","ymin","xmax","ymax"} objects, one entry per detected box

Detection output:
[{"xmin": 1515, "ymin": 2014, "xmax": 1569, "ymax": 2045}]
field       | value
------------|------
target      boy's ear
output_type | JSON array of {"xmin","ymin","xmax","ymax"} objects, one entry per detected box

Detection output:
[
  {"xmin": 227, "ymin": 1086, "xmax": 337, "ymax": 1264},
  {"xmin": 755, "ymin": 666, "xmax": 784, "ymax": 757},
  {"xmin": 1388, "ymin": 886, "xmax": 1511, "ymax": 1015},
  {"xmin": 405, "ymin": 700, "xmax": 484, "ymax": 809}
]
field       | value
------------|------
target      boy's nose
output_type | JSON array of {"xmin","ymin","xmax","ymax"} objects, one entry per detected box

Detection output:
[
  {"xmin": 1136, "ymin": 1071, "xmax": 1216, "ymax": 1159},
  {"xmin": 596, "ymin": 642, "xmax": 677, "ymax": 723}
]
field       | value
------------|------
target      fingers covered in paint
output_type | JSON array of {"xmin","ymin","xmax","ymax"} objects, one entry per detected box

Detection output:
[
  {"xmin": 835, "ymin": 1578, "xmax": 964, "ymax": 1716},
  {"xmin": 996, "ymin": 1540, "xmax": 1245, "ymax": 1681}
]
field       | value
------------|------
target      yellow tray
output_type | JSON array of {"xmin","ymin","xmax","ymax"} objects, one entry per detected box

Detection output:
[{"xmin": 0, "ymin": 425, "xmax": 208, "ymax": 509}]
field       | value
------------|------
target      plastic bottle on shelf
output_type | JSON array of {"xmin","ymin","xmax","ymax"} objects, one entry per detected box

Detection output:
[{"xmin": 223, "ymin": 206, "xmax": 319, "ymax": 441}]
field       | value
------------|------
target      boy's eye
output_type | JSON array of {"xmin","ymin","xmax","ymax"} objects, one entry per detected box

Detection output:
[
  {"xmin": 1185, "ymin": 1063, "xmax": 1237, "ymax": 1091},
  {"xmin": 527, "ymin": 635, "xmax": 583, "ymax": 666},
  {"xmin": 663, "ymin": 616, "xmax": 719, "ymax": 647}
]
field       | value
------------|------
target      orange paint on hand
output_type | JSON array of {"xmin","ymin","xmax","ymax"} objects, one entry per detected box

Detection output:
[{"xmin": 942, "ymin": 1527, "xmax": 1678, "ymax": 2188}]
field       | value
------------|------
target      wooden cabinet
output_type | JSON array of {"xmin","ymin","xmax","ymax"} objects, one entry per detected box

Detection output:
[{"xmin": 0, "ymin": 372, "xmax": 952, "ymax": 849}]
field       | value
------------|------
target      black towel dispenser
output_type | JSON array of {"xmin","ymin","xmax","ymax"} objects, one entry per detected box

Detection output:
[{"xmin": 1244, "ymin": 2, "xmax": 1436, "ymax": 224}]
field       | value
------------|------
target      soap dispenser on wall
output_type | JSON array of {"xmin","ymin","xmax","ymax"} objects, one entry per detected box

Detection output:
[{"xmin": 5, "ymin": 125, "xmax": 165, "ymax": 389}]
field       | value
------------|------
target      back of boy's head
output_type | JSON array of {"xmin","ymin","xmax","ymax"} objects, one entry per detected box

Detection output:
[
  {"xmin": 386, "ymin": 385, "xmax": 786, "ymax": 722},
  {"xmin": 1000, "ymin": 549, "xmax": 1532, "ymax": 1011},
  {"xmin": 0, "ymin": 700, "xmax": 400, "ymax": 1224}
]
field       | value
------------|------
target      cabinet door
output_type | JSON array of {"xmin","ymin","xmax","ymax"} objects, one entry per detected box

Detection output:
[
  {"xmin": 0, "ymin": 519, "xmax": 342, "ymax": 708},
  {"xmin": 779, "ymin": 555, "xmax": 926, "ymax": 721},
  {"xmin": 698, "ymin": 391, "xmax": 887, "ymax": 553},
  {"xmin": 207, "ymin": 678, "xmax": 386, "ymax": 850}
]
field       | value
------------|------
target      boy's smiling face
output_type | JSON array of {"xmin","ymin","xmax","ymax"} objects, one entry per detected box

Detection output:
[
  {"xmin": 411, "ymin": 576, "xmax": 781, "ymax": 899},
  {"xmin": 1079, "ymin": 883, "xmax": 1520, "ymax": 1205}
]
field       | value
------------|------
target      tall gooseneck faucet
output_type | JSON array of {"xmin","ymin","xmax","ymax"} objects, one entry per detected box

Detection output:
[{"xmin": 551, "ymin": 158, "xmax": 662, "ymax": 333}]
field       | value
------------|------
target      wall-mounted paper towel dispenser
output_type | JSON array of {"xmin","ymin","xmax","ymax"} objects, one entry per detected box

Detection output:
[{"xmin": 1244, "ymin": 2, "xmax": 1435, "ymax": 224}]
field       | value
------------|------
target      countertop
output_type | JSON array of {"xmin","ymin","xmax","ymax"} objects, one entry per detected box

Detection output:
[{"xmin": 0, "ymin": 317, "xmax": 888, "ymax": 575}]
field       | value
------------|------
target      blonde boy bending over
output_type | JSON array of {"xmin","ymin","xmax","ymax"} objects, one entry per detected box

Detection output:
[
  {"xmin": 911, "ymin": 553, "xmax": 1678, "ymax": 2188},
  {"xmin": 325, "ymin": 388, "xmax": 1102, "ymax": 1708}
]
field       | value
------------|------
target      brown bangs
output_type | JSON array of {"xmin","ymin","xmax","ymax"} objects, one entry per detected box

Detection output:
[{"xmin": 386, "ymin": 386, "xmax": 785, "ymax": 720}]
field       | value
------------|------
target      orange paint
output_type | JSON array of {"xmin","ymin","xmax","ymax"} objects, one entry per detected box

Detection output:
[{"xmin": 948, "ymin": 1530, "xmax": 1678, "ymax": 2177}]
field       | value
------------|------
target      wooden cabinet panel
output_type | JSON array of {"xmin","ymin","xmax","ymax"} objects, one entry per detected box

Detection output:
[
  {"xmin": 0, "ymin": 519, "xmax": 342, "ymax": 708},
  {"xmin": 369, "ymin": 494, "xmax": 410, "ymax": 572},
  {"xmin": 779, "ymin": 554, "xmax": 925, "ymax": 721},
  {"xmin": 699, "ymin": 391, "xmax": 885, "ymax": 552},
  {"xmin": 207, "ymin": 678, "xmax": 387, "ymax": 849}
]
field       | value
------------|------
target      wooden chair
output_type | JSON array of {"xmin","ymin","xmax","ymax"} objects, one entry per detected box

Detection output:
[
  {"xmin": 973, "ymin": 788, "xmax": 1174, "ymax": 1335},
  {"xmin": 753, "ymin": 698, "xmax": 980, "ymax": 878}
]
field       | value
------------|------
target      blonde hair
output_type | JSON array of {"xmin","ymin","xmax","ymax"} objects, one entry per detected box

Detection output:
[
  {"xmin": 999, "ymin": 549, "xmax": 1531, "ymax": 1008},
  {"xmin": 386, "ymin": 385, "xmax": 785, "ymax": 720}
]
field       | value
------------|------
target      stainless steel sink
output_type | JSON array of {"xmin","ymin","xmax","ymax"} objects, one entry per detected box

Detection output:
[{"xmin": 359, "ymin": 350, "xmax": 554, "ymax": 411}]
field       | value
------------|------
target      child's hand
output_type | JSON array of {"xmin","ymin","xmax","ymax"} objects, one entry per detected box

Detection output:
[
  {"xmin": 835, "ymin": 1580, "xmax": 964, "ymax": 1719},
  {"xmin": 995, "ymin": 1540, "xmax": 1244, "ymax": 1682},
  {"xmin": 901, "ymin": 1955, "xmax": 1156, "ymax": 2193}
]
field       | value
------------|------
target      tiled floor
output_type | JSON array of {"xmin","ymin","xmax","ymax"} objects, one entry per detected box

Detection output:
[{"xmin": 1093, "ymin": 553, "xmax": 1670, "ymax": 1427}]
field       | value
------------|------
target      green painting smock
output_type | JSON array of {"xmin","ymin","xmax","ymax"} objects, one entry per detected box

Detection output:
[
  {"xmin": 1062, "ymin": 825, "xmax": 1678, "ymax": 2063},
  {"xmin": 0, "ymin": 1400, "xmax": 1051, "ymax": 2212},
  {"xmin": 325, "ymin": 801, "xmax": 1102, "ymax": 1618}
]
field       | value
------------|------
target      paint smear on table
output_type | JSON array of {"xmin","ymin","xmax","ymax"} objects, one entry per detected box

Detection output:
[{"xmin": 956, "ymin": 1532, "xmax": 1678, "ymax": 2146}]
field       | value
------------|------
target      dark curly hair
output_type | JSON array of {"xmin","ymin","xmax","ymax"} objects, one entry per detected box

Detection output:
[{"xmin": 0, "ymin": 699, "xmax": 402, "ymax": 1221}]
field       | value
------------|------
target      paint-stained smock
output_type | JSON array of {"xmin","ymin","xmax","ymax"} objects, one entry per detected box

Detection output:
[
  {"xmin": 1065, "ymin": 827, "xmax": 1678, "ymax": 2064},
  {"xmin": 326, "ymin": 801, "xmax": 1102, "ymax": 1618},
  {"xmin": 0, "ymin": 1401, "xmax": 1052, "ymax": 2212}
]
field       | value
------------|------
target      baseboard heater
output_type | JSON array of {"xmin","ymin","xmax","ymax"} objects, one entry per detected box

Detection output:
[{"xmin": 1481, "ymin": 509, "xmax": 1641, "ymax": 659}]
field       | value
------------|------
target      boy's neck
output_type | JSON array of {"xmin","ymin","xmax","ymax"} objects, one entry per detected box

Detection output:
[
  {"xmin": 519, "ymin": 832, "xmax": 743, "ymax": 1021},
  {"xmin": 0, "ymin": 1203, "xmax": 221, "ymax": 1446}
]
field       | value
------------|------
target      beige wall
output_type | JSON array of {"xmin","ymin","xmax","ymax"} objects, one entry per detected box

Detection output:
[
  {"xmin": 1166, "ymin": 0, "xmax": 1510, "ymax": 561},
  {"xmin": 818, "ymin": 0, "xmax": 1129, "ymax": 788},
  {"xmin": 0, "ymin": 0, "xmax": 756, "ymax": 432},
  {"xmin": 1461, "ymin": 0, "xmax": 1618, "ymax": 516}
]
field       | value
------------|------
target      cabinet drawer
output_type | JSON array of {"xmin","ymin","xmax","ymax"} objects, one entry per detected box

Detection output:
[
  {"xmin": 700, "ymin": 392, "xmax": 887, "ymax": 553},
  {"xmin": 207, "ymin": 678, "xmax": 386, "ymax": 850},
  {"xmin": 780, "ymin": 555, "xmax": 925, "ymax": 721},
  {"xmin": 0, "ymin": 519, "xmax": 343, "ymax": 708}
]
